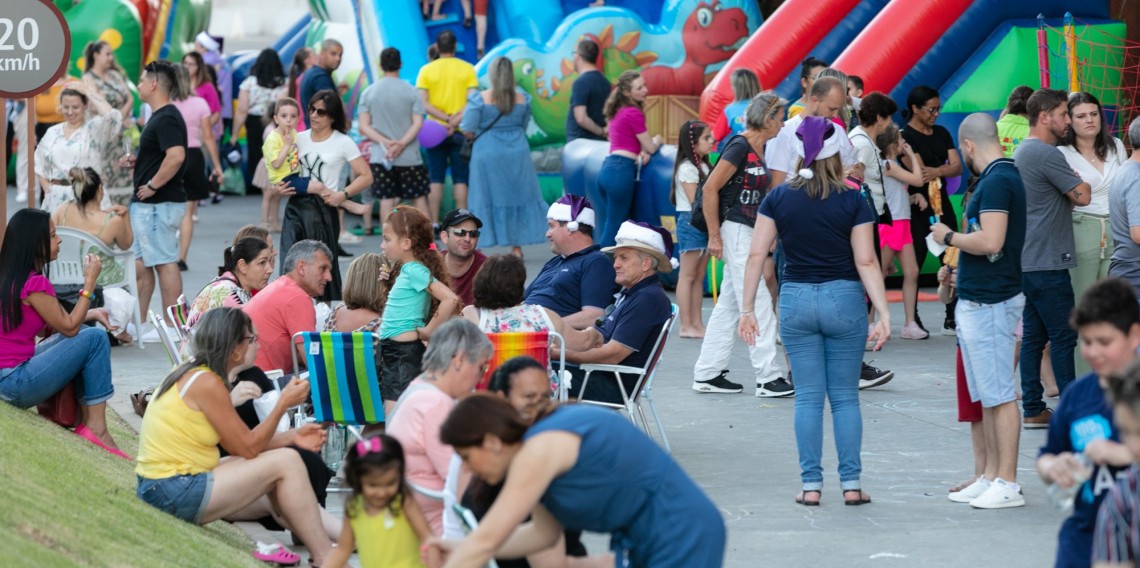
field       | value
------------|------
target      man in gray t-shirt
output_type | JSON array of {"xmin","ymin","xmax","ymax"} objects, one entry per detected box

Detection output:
[
  {"xmin": 358, "ymin": 47, "xmax": 431, "ymax": 222},
  {"xmin": 1011, "ymin": 88, "xmax": 1092, "ymax": 427},
  {"xmin": 1108, "ymin": 120, "xmax": 1140, "ymax": 295}
]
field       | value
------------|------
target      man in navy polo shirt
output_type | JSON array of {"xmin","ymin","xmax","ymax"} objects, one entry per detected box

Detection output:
[
  {"xmin": 558, "ymin": 220, "xmax": 674, "ymax": 404},
  {"xmin": 525, "ymin": 195, "xmax": 618, "ymax": 329}
]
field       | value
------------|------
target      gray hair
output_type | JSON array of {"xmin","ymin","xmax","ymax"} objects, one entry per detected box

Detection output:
[
  {"xmin": 744, "ymin": 90, "xmax": 787, "ymax": 131},
  {"xmin": 321, "ymin": 38, "xmax": 343, "ymax": 52},
  {"xmin": 282, "ymin": 239, "xmax": 332, "ymax": 273},
  {"xmin": 958, "ymin": 112, "xmax": 1001, "ymax": 148},
  {"xmin": 422, "ymin": 319, "xmax": 493, "ymax": 374},
  {"xmin": 633, "ymin": 249, "xmax": 658, "ymax": 271},
  {"xmin": 1129, "ymin": 117, "xmax": 1140, "ymax": 148}
]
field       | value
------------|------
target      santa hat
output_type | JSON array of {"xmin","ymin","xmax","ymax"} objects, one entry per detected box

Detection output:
[
  {"xmin": 795, "ymin": 115, "xmax": 841, "ymax": 180},
  {"xmin": 602, "ymin": 221, "xmax": 679, "ymax": 273},
  {"xmin": 195, "ymin": 32, "xmax": 221, "ymax": 53},
  {"xmin": 547, "ymin": 195, "xmax": 595, "ymax": 232}
]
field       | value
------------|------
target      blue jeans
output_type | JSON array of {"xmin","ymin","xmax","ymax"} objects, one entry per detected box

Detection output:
[
  {"xmin": 596, "ymin": 154, "xmax": 637, "ymax": 247},
  {"xmin": 1019, "ymin": 270, "xmax": 1077, "ymax": 418},
  {"xmin": 137, "ymin": 473, "xmax": 214, "ymax": 523},
  {"xmin": 0, "ymin": 326, "xmax": 113, "ymax": 408},
  {"xmin": 779, "ymin": 280, "xmax": 867, "ymax": 491}
]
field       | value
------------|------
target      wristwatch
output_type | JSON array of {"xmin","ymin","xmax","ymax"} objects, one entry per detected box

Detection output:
[{"xmin": 943, "ymin": 231, "xmax": 954, "ymax": 246}]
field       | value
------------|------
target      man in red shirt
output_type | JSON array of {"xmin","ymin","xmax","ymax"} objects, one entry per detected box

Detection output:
[
  {"xmin": 439, "ymin": 208, "xmax": 487, "ymax": 306},
  {"xmin": 244, "ymin": 240, "xmax": 333, "ymax": 373}
]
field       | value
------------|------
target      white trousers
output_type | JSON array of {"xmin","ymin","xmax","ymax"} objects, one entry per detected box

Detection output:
[{"xmin": 693, "ymin": 221, "xmax": 782, "ymax": 384}]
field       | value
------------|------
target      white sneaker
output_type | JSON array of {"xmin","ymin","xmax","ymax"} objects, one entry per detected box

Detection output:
[
  {"xmin": 948, "ymin": 477, "xmax": 990, "ymax": 503},
  {"xmin": 900, "ymin": 322, "xmax": 930, "ymax": 340},
  {"xmin": 15, "ymin": 189, "xmax": 27, "ymax": 203},
  {"xmin": 339, "ymin": 231, "xmax": 362, "ymax": 244},
  {"xmin": 135, "ymin": 323, "xmax": 162, "ymax": 344},
  {"xmin": 969, "ymin": 478, "xmax": 1025, "ymax": 509}
]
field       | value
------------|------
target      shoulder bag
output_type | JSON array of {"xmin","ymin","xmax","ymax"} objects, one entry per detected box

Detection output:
[
  {"xmin": 851, "ymin": 133, "xmax": 892, "ymax": 226},
  {"xmin": 459, "ymin": 109, "xmax": 504, "ymax": 162},
  {"xmin": 690, "ymin": 135, "xmax": 749, "ymax": 234}
]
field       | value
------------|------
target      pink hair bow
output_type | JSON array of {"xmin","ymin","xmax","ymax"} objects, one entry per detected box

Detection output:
[{"xmin": 356, "ymin": 437, "xmax": 382, "ymax": 457}]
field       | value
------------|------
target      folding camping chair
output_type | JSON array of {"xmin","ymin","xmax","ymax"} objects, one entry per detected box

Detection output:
[
  {"xmin": 291, "ymin": 331, "xmax": 384, "ymax": 442},
  {"xmin": 483, "ymin": 330, "xmax": 567, "ymax": 401},
  {"xmin": 576, "ymin": 304, "xmax": 678, "ymax": 453},
  {"xmin": 150, "ymin": 311, "xmax": 185, "ymax": 366},
  {"xmin": 166, "ymin": 295, "xmax": 190, "ymax": 343}
]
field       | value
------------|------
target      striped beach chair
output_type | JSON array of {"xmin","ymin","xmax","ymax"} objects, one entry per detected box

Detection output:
[
  {"xmin": 483, "ymin": 331, "xmax": 567, "ymax": 401},
  {"xmin": 291, "ymin": 331, "xmax": 384, "ymax": 440}
]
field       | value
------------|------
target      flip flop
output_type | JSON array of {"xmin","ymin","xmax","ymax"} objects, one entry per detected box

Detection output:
[
  {"xmin": 794, "ymin": 490, "xmax": 821, "ymax": 506},
  {"xmin": 843, "ymin": 490, "xmax": 872, "ymax": 506},
  {"xmin": 254, "ymin": 542, "xmax": 300, "ymax": 566},
  {"xmin": 74, "ymin": 424, "xmax": 130, "ymax": 460},
  {"xmin": 130, "ymin": 387, "xmax": 154, "ymax": 417}
]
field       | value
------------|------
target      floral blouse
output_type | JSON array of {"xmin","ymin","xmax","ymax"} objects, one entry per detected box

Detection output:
[
  {"xmin": 186, "ymin": 272, "xmax": 251, "ymax": 329},
  {"xmin": 477, "ymin": 303, "xmax": 554, "ymax": 333},
  {"xmin": 34, "ymin": 110, "xmax": 122, "ymax": 212},
  {"xmin": 85, "ymin": 69, "xmax": 135, "ymax": 191},
  {"xmin": 323, "ymin": 305, "xmax": 381, "ymax": 333}
]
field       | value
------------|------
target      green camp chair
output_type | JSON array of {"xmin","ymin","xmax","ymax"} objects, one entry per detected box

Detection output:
[{"xmin": 291, "ymin": 331, "xmax": 384, "ymax": 441}]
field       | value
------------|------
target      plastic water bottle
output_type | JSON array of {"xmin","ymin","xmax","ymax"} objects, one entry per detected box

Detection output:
[
  {"xmin": 968, "ymin": 217, "xmax": 1003, "ymax": 262},
  {"xmin": 322, "ymin": 425, "xmax": 347, "ymax": 472},
  {"xmin": 1046, "ymin": 453, "xmax": 1093, "ymax": 513}
]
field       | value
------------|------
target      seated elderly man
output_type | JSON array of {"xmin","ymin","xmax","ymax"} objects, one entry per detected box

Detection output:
[
  {"xmin": 524, "ymin": 195, "xmax": 618, "ymax": 329},
  {"xmin": 244, "ymin": 240, "xmax": 333, "ymax": 373},
  {"xmin": 558, "ymin": 220, "xmax": 675, "ymax": 404}
]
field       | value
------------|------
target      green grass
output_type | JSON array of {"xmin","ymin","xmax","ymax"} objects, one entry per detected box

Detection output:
[{"xmin": 0, "ymin": 403, "xmax": 262, "ymax": 567}]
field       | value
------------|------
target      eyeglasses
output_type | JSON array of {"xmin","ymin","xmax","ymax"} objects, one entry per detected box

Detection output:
[
  {"xmin": 243, "ymin": 333, "xmax": 259, "ymax": 344},
  {"xmin": 447, "ymin": 228, "xmax": 480, "ymax": 238},
  {"xmin": 309, "ymin": 106, "xmax": 329, "ymax": 117},
  {"xmin": 923, "ymin": 105, "xmax": 942, "ymax": 115}
]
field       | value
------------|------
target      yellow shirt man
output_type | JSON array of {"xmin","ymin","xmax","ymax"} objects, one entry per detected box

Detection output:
[{"xmin": 416, "ymin": 56, "xmax": 478, "ymax": 124}]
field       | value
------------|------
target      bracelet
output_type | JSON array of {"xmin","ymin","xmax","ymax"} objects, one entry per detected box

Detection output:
[
  {"xmin": 78, "ymin": 289, "xmax": 94, "ymax": 300},
  {"xmin": 740, "ymin": 310, "xmax": 754, "ymax": 316}
]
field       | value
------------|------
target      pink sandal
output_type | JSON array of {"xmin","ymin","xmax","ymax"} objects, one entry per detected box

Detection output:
[
  {"xmin": 73, "ymin": 424, "xmax": 130, "ymax": 460},
  {"xmin": 253, "ymin": 542, "xmax": 300, "ymax": 566}
]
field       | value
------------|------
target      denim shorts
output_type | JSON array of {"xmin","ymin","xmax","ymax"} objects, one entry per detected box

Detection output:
[
  {"xmin": 957, "ymin": 293, "xmax": 1025, "ymax": 408},
  {"xmin": 130, "ymin": 202, "xmax": 187, "ymax": 267},
  {"xmin": 137, "ymin": 473, "xmax": 214, "ymax": 524},
  {"xmin": 424, "ymin": 133, "xmax": 469, "ymax": 185},
  {"xmin": 675, "ymin": 211, "xmax": 708, "ymax": 253}
]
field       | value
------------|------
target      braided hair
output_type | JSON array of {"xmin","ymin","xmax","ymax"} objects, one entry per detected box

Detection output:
[{"xmin": 671, "ymin": 120, "xmax": 711, "ymax": 205}]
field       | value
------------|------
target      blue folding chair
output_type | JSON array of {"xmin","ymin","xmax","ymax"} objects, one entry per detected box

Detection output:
[{"xmin": 291, "ymin": 331, "xmax": 384, "ymax": 441}]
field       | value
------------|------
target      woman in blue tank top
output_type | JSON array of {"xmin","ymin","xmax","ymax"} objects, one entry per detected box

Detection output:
[{"xmin": 430, "ymin": 395, "xmax": 725, "ymax": 567}]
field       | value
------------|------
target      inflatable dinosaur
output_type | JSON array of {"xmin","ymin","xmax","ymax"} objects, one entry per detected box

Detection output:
[
  {"xmin": 641, "ymin": 1, "xmax": 749, "ymax": 96},
  {"xmin": 478, "ymin": 0, "xmax": 761, "ymax": 148}
]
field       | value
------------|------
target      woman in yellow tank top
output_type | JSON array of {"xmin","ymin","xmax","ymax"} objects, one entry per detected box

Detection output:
[{"xmin": 135, "ymin": 307, "xmax": 334, "ymax": 566}]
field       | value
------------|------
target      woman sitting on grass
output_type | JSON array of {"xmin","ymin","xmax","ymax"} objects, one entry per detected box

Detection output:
[
  {"xmin": 0, "ymin": 209, "xmax": 126, "ymax": 459},
  {"xmin": 135, "ymin": 307, "xmax": 333, "ymax": 566}
]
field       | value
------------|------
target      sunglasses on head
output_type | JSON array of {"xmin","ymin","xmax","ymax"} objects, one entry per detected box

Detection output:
[
  {"xmin": 447, "ymin": 228, "xmax": 480, "ymax": 238},
  {"xmin": 309, "ymin": 106, "xmax": 329, "ymax": 117}
]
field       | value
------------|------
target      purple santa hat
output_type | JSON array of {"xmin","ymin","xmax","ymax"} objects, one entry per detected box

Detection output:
[
  {"xmin": 547, "ymin": 195, "xmax": 595, "ymax": 232},
  {"xmin": 794, "ymin": 115, "xmax": 841, "ymax": 179}
]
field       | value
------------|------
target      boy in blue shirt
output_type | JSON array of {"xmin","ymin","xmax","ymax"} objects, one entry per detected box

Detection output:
[{"xmin": 1037, "ymin": 278, "xmax": 1139, "ymax": 568}]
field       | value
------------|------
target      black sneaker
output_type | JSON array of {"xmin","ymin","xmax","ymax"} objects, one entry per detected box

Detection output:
[
  {"xmin": 941, "ymin": 318, "xmax": 957, "ymax": 336},
  {"xmin": 692, "ymin": 370, "xmax": 743, "ymax": 394},
  {"xmin": 211, "ymin": 194, "xmax": 225, "ymax": 204},
  {"xmin": 756, "ymin": 377, "xmax": 794, "ymax": 398},
  {"xmin": 859, "ymin": 361, "xmax": 894, "ymax": 390}
]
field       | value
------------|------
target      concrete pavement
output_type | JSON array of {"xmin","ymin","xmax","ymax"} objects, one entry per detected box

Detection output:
[{"xmin": 7, "ymin": 189, "xmax": 1062, "ymax": 567}]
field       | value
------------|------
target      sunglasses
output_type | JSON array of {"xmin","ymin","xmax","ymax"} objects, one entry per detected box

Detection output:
[
  {"xmin": 447, "ymin": 228, "xmax": 480, "ymax": 238},
  {"xmin": 923, "ymin": 105, "xmax": 942, "ymax": 114},
  {"xmin": 309, "ymin": 106, "xmax": 329, "ymax": 117}
]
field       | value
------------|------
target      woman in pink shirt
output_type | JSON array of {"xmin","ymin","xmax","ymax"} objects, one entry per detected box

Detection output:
[
  {"xmin": 173, "ymin": 63, "xmax": 224, "ymax": 272},
  {"xmin": 596, "ymin": 70, "xmax": 662, "ymax": 246},
  {"xmin": 0, "ymin": 209, "xmax": 126, "ymax": 458},
  {"xmin": 386, "ymin": 318, "xmax": 493, "ymax": 534}
]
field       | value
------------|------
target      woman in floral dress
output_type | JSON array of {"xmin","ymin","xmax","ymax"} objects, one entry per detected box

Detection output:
[
  {"xmin": 34, "ymin": 83, "xmax": 119, "ymax": 212},
  {"xmin": 82, "ymin": 40, "xmax": 136, "ymax": 205}
]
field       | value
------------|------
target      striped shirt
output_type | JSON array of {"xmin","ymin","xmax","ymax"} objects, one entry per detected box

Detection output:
[{"xmin": 1093, "ymin": 464, "xmax": 1140, "ymax": 564}]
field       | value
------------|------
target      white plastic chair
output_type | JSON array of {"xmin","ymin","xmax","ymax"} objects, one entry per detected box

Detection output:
[
  {"xmin": 150, "ymin": 311, "xmax": 184, "ymax": 366},
  {"xmin": 50, "ymin": 227, "xmax": 144, "ymax": 350},
  {"xmin": 576, "ymin": 304, "xmax": 678, "ymax": 453}
]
